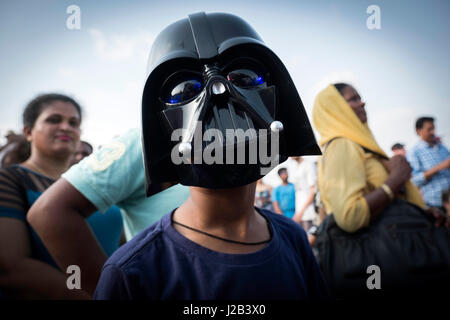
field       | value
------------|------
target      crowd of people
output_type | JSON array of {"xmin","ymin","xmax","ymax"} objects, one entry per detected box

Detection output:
[
  {"xmin": 0, "ymin": 12, "xmax": 449, "ymax": 301},
  {"xmin": 254, "ymin": 107, "xmax": 450, "ymax": 250}
]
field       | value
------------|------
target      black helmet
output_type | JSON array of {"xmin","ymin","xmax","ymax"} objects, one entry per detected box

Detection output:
[{"xmin": 142, "ymin": 12, "xmax": 320, "ymax": 195}]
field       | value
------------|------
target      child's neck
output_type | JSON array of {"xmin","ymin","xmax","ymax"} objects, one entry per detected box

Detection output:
[{"xmin": 172, "ymin": 183, "xmax": 271, "ymax": 254}]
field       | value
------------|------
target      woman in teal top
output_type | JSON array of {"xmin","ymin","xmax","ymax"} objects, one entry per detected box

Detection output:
[{"xmin": 0, "ymin": 94, "xmax": 122, "ymax": 299}]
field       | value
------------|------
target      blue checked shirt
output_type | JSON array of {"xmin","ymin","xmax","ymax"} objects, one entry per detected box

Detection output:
[{"xmin": 407, "ymin": 140, "xmax": 450, "ymax": 207}]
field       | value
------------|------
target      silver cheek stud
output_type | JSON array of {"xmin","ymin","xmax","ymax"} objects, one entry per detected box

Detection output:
[
  {"xmin": 178, "ymin": 142, "xmax": 192, "ymax": 155},
  {"xmin": 212, "ymin": 81, "xmax": 226, "ymax": 95},
  {"xmin": 270, "ymin": 121, "xmax": 284, "ymax": 132}
]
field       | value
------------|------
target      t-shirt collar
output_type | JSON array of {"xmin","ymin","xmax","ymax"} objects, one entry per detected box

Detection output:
[{"xmin": 162, "ymin": 208, "xmax": 280, "ymax": 266}]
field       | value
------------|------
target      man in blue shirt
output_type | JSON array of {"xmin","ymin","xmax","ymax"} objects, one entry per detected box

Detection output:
[
  {"xmin": 272, "ymin": 167, "xmax": 296, "ymax": 219},
  {"xmin": 407, "ymin": 117, "xmax": 450, "ymax": 209}
]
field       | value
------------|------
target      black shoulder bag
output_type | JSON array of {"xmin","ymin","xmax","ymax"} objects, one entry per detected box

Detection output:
[{"xmin": 316, "ymin": 141, "xmax": 450, "ymax": 298}]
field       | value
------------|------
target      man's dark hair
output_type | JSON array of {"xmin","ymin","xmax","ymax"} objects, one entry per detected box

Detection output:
[
  {"xmin": 23, "ymin": 93, "xmax": 82, "ymax": 128},
  {"xmin": 81, "ymin": 141, "xmax": 93, "ymax": 153},
  {"xmin": 1, "ymin": 135, "xmax": 30, "ymax": 167},
  {"xmin": 277, "ymin": 167, "xmax": 287, "ymax": 176},
  {"xmin": 333, "ymin": 83, "xmax": 350, "ymax": 95},
  {"xmin": 391, "ymin": 143, "xmax": 404, "ymax": 151},
  {"xmin": 415, "ymin": 117, "xmax": 434, "ymax": 130}
]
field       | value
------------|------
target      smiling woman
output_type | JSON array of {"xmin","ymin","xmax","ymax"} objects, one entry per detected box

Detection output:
[
  {"xmin": 0, "ymin": 94, "xmax": 123, "ymax": 299},
  {"xmin": 22, "ymin": 95, "xmax": 82, "ymax": 177}
]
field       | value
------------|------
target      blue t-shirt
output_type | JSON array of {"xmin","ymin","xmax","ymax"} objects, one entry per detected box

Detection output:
[
  {"xmin": 272, "ymin": 183, "xmax": 296, "ymax": 218},
  {"xmin": 94, "ymin": 209, "xmax": 330, "ymax": 300}
]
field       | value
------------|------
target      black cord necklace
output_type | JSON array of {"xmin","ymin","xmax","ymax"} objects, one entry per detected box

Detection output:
[{"xmin": 171, "ymin": 215, "xmax": 273, "ymax": 246}]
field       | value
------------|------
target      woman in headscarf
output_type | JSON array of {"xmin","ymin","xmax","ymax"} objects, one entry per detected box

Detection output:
[{"xmin": 313, "ymin": 83, "xmax": 446, "ymax": 233}]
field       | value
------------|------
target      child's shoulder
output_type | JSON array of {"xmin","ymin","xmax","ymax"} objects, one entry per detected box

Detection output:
[
  {"xmin": 103, "ymin": 212, "xmax": 170, "ymax": 269},
  {"xmin": 260, "ymin": 209, "xmax": 312, "ymax": 260},
  {"xmin": 260, "ymin": 209, "xmax": 308, "ymax": 240}
]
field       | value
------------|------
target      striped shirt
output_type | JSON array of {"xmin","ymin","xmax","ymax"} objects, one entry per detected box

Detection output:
[
  {"xmin": 407, "ymin": 140, "xmax": 450, "ymax": 207},
  {"xmin": 0, "ymin": 165, "xmax": 123, "ymax": 268}
]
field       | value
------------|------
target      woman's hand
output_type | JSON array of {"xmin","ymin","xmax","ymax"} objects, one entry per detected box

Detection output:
[
  {"xmin": 428, "ymin": 207, "xmax": 450, "ymax": 228},
  {"xmin": 383, "ymin": 155, "xmax": 412, "ymax": 193}
]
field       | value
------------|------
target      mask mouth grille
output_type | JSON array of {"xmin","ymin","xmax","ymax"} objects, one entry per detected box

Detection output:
[
  {"xmin": 160, "ymin": 84, "xmax": 278, "ymax": 154},
  {"xmin": 205, "ymin": 101, "xmax": 258, "ymax": 143}
]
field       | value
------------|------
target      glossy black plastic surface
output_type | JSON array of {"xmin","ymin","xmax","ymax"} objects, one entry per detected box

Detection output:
[{"xmin": 142, "ymin": 12, "xmax": 321, "ymax": 195}]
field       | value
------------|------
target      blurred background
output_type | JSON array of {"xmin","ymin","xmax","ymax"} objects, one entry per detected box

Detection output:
[{"xmin": 1, "ymin": 0, "xmax": 448, "ymax": 164}]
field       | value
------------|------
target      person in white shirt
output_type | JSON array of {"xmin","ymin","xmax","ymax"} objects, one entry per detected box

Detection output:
[{"xmin": 291, "ymin": 157, "xmax": 317, "ymax": 231}]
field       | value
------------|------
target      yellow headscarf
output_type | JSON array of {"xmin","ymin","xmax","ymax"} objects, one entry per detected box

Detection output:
[
  {"xmin": 313, "ymin": 84, "xmax": 386, "ymax": 156},
  {"xmin": 313, "ymin": 84, "xmax": 425, "ymax": 209}
]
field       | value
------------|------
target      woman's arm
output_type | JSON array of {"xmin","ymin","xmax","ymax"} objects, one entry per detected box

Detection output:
[
  {"xmin": 321, "ymin": 139, "xmax": 373, "ymax": 232},
  {"xmin": 0, "ymin": 217, "xmax": 90, "ymax": 299},
  {"xmin": 366, "ymin": 155, "xmax": 412, "ymax": 221},
  {"xmin": 27, "ymin": 178, "xmax": 107, "ymax": 296},
  {"xmin": 323, "ymin": 141, "xmax": 414, "ymax": 232}
]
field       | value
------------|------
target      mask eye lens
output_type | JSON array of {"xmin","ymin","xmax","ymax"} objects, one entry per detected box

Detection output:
[
  {"xmin": 165, "ymin": 78, "xmax": 203, "ymax": 105},
  {"xmin": 227, "ymin": 69, "xmax": 264, "ymax": 88}
]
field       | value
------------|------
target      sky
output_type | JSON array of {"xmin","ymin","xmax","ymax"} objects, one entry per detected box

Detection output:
[{"xmin": 1, "ymin": 0, "xmax": 449, "ymax": 170}]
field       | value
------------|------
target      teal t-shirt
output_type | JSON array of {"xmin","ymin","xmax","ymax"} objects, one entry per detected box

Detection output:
[
  {"xmin": 26, "ymin": 189, "xmax": 123, "ymax": 258},
  {"xmin": 272, "ymin": 183, "xmax": 296, "ymax": 219},
  {"xmin": 62, "ymin": 128, "xmax": 190, "ymax": 240}
]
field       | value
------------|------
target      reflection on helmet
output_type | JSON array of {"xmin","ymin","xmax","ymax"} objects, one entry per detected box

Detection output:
[{"xmin": 227, "ymin": 69, "xmax": 264, "ymax": 88}]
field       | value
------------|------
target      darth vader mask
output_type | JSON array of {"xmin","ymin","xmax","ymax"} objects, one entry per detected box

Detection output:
[{"xmin": 142, "ymin": 12, "xmax": 321, "ymax": 195}]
